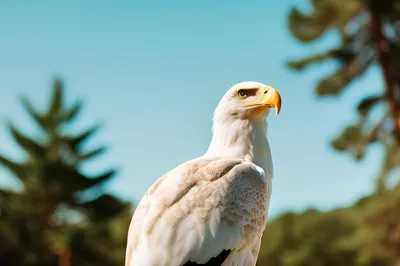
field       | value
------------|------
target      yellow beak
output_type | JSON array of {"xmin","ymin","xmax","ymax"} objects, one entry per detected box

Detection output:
[{"xmin": 242, "ymin": 86, "xmax": 282, "ymax": 115}]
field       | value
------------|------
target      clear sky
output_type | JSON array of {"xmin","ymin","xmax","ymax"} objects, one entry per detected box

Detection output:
[{"xmin": 0, "ymin": 0, "xmax": 385, "ymax": 219}]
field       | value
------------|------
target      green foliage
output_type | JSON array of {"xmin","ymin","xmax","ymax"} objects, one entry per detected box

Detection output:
[
  {"xmin": 257, "ymin": 184, "xmax": 400, "ymax": 266},
  {"xmin": 329, "ymin": 117, "xmax": 382, "ymax": 162},
  {"xmin": 357, "ymin": 95, "xmax": 385, "ymax": 117},
  {"xmin": 278, "ymin": 2, "xmax": 400, "ymax": 264},
  {"xmin": 287, "ymin": 0, "xmax": 400, "ymax": 190},
  {"xmin": 0, "ymin": 78, "xmax": 133, "ymax": 266},
  {"xmin": 288, "ymin": 0, "xmax": 361, "ymax": 42}
]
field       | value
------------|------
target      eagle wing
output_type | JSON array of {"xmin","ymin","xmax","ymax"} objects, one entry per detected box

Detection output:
[{"xmin": 125, "ymin": 157, "xmax": 271, "ymax": 266}]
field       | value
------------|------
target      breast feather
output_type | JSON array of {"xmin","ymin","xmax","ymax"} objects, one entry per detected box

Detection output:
[{"xmin": 126, "ymin": 158, "xmax": 269, "ymax": 266}]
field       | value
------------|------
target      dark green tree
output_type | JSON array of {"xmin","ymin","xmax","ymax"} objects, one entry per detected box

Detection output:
[
  {"xmin": 0, "ymin": 78, "xmax": 132, "ymax": 266},
  {"xmin": 286, "ymin": 0, "xmax": 400, "ymax": 191},
  {"xmin": 257, "ymin": 183, "xmax": 400, "ymax": 266}
]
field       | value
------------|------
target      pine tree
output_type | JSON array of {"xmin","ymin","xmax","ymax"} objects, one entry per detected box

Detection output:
[
  {"xmin": 0, "ymin": 78, "xmax": 132, "ymax": 266},
  {"xmin": 287, "ymin": 0, "xmax": 400, "ymax": 191}
]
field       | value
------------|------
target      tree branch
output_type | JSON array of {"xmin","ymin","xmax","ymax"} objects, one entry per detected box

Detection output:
[
  {"xmin": 58, "ymin": 246, "xmax": 71, "ymax": 266},
  {"xmin": 370, "ymin": 13, "xmax": 400, "ymax": 145}
]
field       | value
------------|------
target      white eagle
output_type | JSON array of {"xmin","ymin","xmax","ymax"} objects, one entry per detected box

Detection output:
[{"xmin": 125, "ymin": 81, "xmax": 282, "ymax": 266}]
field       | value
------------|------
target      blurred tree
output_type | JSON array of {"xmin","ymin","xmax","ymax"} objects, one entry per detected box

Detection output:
[
  {"xmin": 0, "ymin": 78, "xmax": 133, "ymax": 266},
  {"xmin": 259, "ymin": 1, "xmax": 400, "ymax": 265},
  {"xmin": 286, "ymin": 0, "xmax": 400, "ymax": 191},
  {"xmin": 257, "ymin": 183, "xmax": 400, "ymax": 266}
]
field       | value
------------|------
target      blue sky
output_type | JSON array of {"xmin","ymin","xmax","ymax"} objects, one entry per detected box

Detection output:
[{"xmin": 0, "ymin": 0, "xmax": 385, "ymax": 219}]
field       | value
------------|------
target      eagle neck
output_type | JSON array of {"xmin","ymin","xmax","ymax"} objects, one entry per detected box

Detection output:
[{"xmin": 204, "ymin": 117, "xmax": 271, "ymax": 175}]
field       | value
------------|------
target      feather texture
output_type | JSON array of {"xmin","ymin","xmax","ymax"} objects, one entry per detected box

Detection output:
[{"xmin": 125, "ymin": 158, "xmax": 271, "ymax": 266}]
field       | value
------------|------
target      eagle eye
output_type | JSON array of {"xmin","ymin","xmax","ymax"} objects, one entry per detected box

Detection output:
[{"xmin": 238, "ymin": 89, "xmax": 247, "ymax": 98}]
